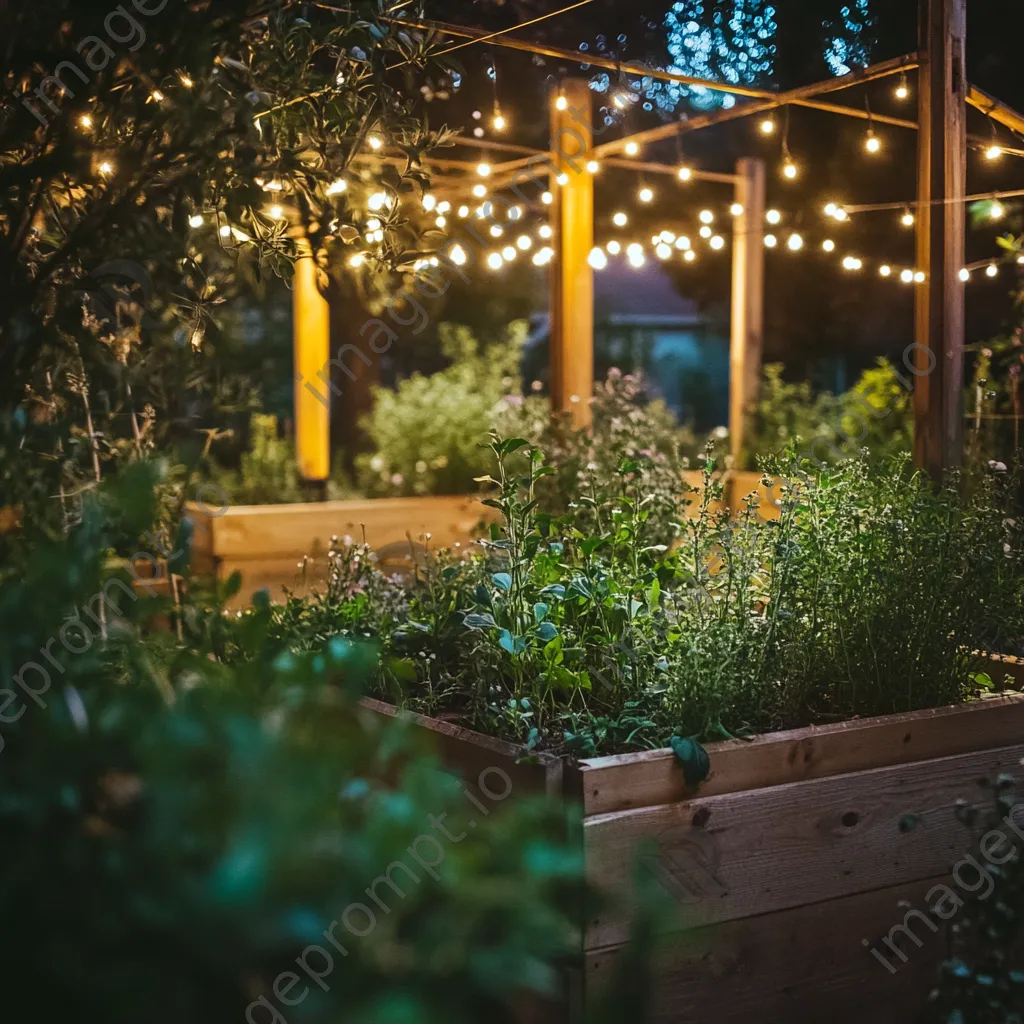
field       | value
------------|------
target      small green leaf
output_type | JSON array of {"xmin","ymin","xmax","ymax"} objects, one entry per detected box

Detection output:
[{"xmin": 492, "ymin": 572, "xmax": 512, "ymax": 592}]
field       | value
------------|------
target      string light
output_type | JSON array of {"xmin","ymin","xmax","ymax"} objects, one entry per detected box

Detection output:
[
  {"xmin": 487, "ymin": 252, "xmax": 503, "ymax": 270},
  {"xmin": 674, "ymin": 236, "xmax": 691, "ymax": 250},
  {"xmin": 899, "ymin": 268, "xmax": 913, "ymax": 283},
  {"xmin": 556, "ymin": 173, "xmax": 569, "ymax": 186},
  {"xmin": 987, "ymin": 264, "xmax": 999, "ymax": 277},
  {"xmin": 508, "ymin": 205, "xmax": 523, "ymax": 221},
  {"xmin": 555, "ymin": 94, "xmax": 568, "ymax": 111},
  {"xmin": 457, "ymin": 205, "xmax": 470, "ymax": 218},
  {"xmin": 879, "ymin": 264, "xmax": 892, "ymax": 277},
  {"xmin": 492, "ymin": 110, "xmax": 507, "ymax": 132},
  {"xmin": 541, "ymin": 191, "xmax": 553, "ymax": 205},
  {"xmin": 517, "ymin": 234, "xmax": 532, "ymax": 250},
  {"xmin": 588, "ymin": 247, "xmax": 608, "ymax": 269},
  {"xmin": 914, "ymin": 271, "xmax": 926, "ymax": 283},
  {"xmin": 626, "ymin": 243, "xmax": 645, "ymax": 268},
  {"xmin": 613, "ymin": 212, "xmax": 628, "ymax": 227},
  {"xmin": 612, "ymin": 91, "xmax": 630, "ymax": 109},
  {"xmin": 367, "ymin": 135, "xmax": 383, "ymax": 150},
  {"xmin": 624, "ymin": 141, "xmax": 640, "ymax": 157},
  {"xmin": 782, "ymin": 160, "xmax": 798, "ymax": 180},
  {"xmin": 730, "ymin": 203, "xmax": 744, "ymax": 216},
  {"xmin": 699, "ymin": 225, "xmax": 712, "ymax": 239},
  {"xmin": 539, "ymin": 224, "xmax": 553, "ymax": 239},
  {"xmin": 98, "ymin": 160, "xmax": 114, "ymax": 176},
  {"xmin": 367, "ymin": 192, "xmax": 389, "ymax": 211},
  {"xmin": 502, "ymin": 245, "xmax": 517, "ymax": 261},
  {"xmin": 179, "ymin": 73, "xmax": 193, "ymax": 88},
  {"xmin": 437, "ymin": 201, "xmax": 451, "ymax": 214},
  {"xmin": 472, "ymin": 184, "xmax": 487, "ymax": 199},
  {"xmin": 149, "ymin": 90, "xmax": 164, "ymax": 103},
  {"xmin": 787, "ymin": 233, "xmax": 803, "ymax": 251},
  {"xmin": 986, "ymin": 144, "xmax": 1003, "ymax": 161},
  {"xmin": 901, "ymin": 208, "xmax": 915, "ymax": 227},
  {"xmin": 655, "ymin": 242, "xmax": 673, "ymax": 259},
  {"xmin": 710, "ymin": 235, "xmax": 725, "ymax": 250},
  {"xmin": 895, "ymin": 74, "xmax": 909, "ymax": 101},
  {"xmin": 188, "ymin": 214, "xmax": 204, "ymax": 228},
  {"xmin": 489, "ymin": 224, "xmax": 503, "ymax": 238},
  {"xmin": 699, "ymin": 210, "xmax": 714, "ymax": 224},
  {"xmin": 638, "ymin": 186, "xmax": 654, "ymax": 203},
  {"xmin": 435, "ymin": 215, "xmax": 447, "ymax": 228},
  {"xmin": 449, "ymin": 245, "xmax": 468, "ymax": 266},
  {"xmin": 349, "ymin": 252, "xmax": 366, "ymax": 267},
  {"xmin": 533, "ymin": 246, "xmax": 554, "ymax": 266},
  {"xmin": 219, "ymin": 225, "xmax": 232, "ymax": 238},
  {"xmin": 327, "ymin": 179, "xmax": 347, "ymax": 196},
  {"xmin": 606, "ymin": 240, "xmax": 621, "ymax": 254},
  {"xmin": 864, "ymin": 130, "xmax": 882, "ymax": 154},
  {"xmin": 79, "ymin": 114, "xmax": 93, "ymax": 129},
  {"xmin": 764, "ymin": 234, "xmax": 778, "ymax": 248},
  {"xmin": 822, "ymin": 239, "xmax": 835, "ymax": 252},
  {"xmin": 268, "ymin": 204, "xmax": 284, "ymax": 220},
  {"xmin": 677, "ymin": 166, "xmax": 692, "ymax": 182},
  {"xmin": 842, "ymin": 256, "xmax": 863, "ymax": 271},
  {"xmin": 991, "ymin": 201, "xmax": 1005, "ymax": 220},
  {"xmin": 959, "ymin": 268, "xmax": 970, "ymax": 281},
  {"xmin": 422, "ymin": 194, "xmax": 437, "ymax": 211},
  {"xmin": 586, "ymin": 160, "xmax": 600, "ymax": 174},
  {"xmin": 684, "ymin": 249, "xmax": 697, "ymax": 262},
  {"xmin": 476, "ymin": 162, "xmax": 492, "ymax": 177},
  {"xmin": 760, "ymin": 118, "xmax": 776, "ymax": 135},
  {"xmin": 766, "ymin": 209, "xmax": 782, "ymax": 225}
]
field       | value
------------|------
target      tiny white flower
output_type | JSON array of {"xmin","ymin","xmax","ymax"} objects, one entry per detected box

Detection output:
[{"xmin": 370, "ymin": 455, "xmax": 384, "ymax": 471}]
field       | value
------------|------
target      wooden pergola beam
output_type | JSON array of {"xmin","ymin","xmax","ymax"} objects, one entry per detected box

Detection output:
[{"xmin": 967, "ymin": 84, "xmax": 1024, "ymax": 137}]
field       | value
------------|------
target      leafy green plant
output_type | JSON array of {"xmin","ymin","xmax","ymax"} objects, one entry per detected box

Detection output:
[
  {"xmin": 357, "ymin": 322, "xmax": 528, "ymax": 496},
  {"xmin": 209, "ymin": 413, "xmax": 302, "ymax": 506}
]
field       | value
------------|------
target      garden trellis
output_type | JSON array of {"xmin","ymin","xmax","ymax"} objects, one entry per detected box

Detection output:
[{"xmin": 286, "ymin": 0, "xmax": 1024, "ymax": 484}]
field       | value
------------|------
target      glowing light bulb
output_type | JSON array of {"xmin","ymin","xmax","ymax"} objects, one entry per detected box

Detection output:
[
  {"xmin": 367, "ymin": 192, "xmax": 389, "ymax": 211},
  {"xmin": 865, "ymin": 131, "xmax": 881, "ymax": 154},
  {"xmin": 987, "ymin": 263, "xmax": 999, "ymax": 278},
  {"xmin": 624, "ymin": 141, "xmax": 639, "ymax": 157},
  {"xmin": 268, "ymin": 204, "xmax": 284, "ymax": 220},
  {"xmin": 555, "ymin": 95, "xmax": 568, "ymax": 111},
  {"xmin": 991, "ymin": 201, "xmax": 1005, "ymax": 220},
  {"xmin": 437, "ymin": 201, "xmax": 450, "ymax": 214},
  {"xmin": 179, "ymin": 73, "xmax": 193, "ymax": 88},
  {"xmin": 327, "ymin": 179, "xmax": 347, "ymax": 196},
  {"xmin": 655, "ymin": 242, "xmax": 672, "ymax": 259},
  {"xmin": 638, "ymin": 187, "xmax": 654, "ymax": 203},
  {"xmin": 508, "ymin": 206, "xmax": 522, "ymax": 221},
  {"xmin": 502, "ymin": 245, "xmax": 517, "ymax": 261},
  {"xmin": 612, "ymin": 92, "xmax": 629, "ymax": 110},
  {"xmin": 766, "ymin": 209, "xmax": 781, "ymax": 225},
  {"xmin": 541, "ymin": 191, "xmax": 553, "ymax": 205},
  {"xmin": 959, "ymin": 268, "xmax": 970, "ymax": 281},
  {"xmin": 79, "ymin": 114, "xmax": 93, "ymax": 129},
  {"xmin": 699, "ymin": 210, "xmax": 714, "ymax": 224},
  {"xmin": 450, "ymin": 245, "xmax": 467, "ymax": 266},
  {"xmin": 895, "ymin": 76, "xmax": 909, "ymax": 100},
  {"xmin": 684, "ymin": 249, "xmax": 696, "ymax": 262},
  {"xmin": 487, "ymin": 252, "xmax": 503, "ymax": 270},
  {"xmin": 588, "ymin": 247, "xmax": 608, "ymax": 269},
  {"xmin": 730, "ymin": 203, "xmax": 744, "ymax": 216},
  {"xmin": 349, "ymin": 252, "xmax": 366, "ymax": 267},
  {"xmin": 612, "ymin": 212, "xmax": 628, "ymax": 227},
  {"xmin": 986, "ymin": 145, "xmax": 1003, "ymax": 161},
  {"xmin": 606, "ymin": 240, "xmax": 621, "ymax": 254},
  {"xmin": 188, "ymin": 214, "xmax": 204, "ymax": 228},
  {"xmin": 435, "ymin": 215, "xmax": 447, "ymax": 228},
  {"xmin": 710, "ymin": 235, "xmax": 725, "ymax": 250},
  {"xmin": 586, "ymin": 160, "xmax": 600, "ymax": 174},
  {"xmin": 489, "ymin": 224, "xmax": 503, "ymax": 238},
  {"xmin": 898, "ymin": 268, "xmax": 913, "ymax": 283},
  {"xmin": 760, "ymin": 118, "xmax": 776, "ymax": 135},
  {"xmin": 493, "ymin": 113, "xmax": 506, "ymax": 131},
  {"xmin": 787, "ymin": 233, "xmax": 803, "ymax": 251},
  {"xmin": 556, "ymin": 173, "xmax": 569, "ymax": 186},
  {"xmin": 879, "ymin": 265, "xmax": 892, "ymax": 277},
  {"xmin": 824, "ymin": 203, "xmax": 838, "ymax": 217},
  {"xmin": 476, "ymin": 162, "xmax": 492, "ymax": 178},
  {"xmin": 699, "ymin": 225, "xmax": 712, "ymax": 239},
  {"xmin": 901, "ymin": 210, "xmax": 915, "ymax": 227},
  {"xmin": 764, "ymin": 234, "xmax": 777, "ymax": 248},
  {"xmin": 822, "ymin": 239, "xmax": 835, "ymax": 252},
  {"xmin": 219, "ymin": 225, "xmax": 231, "ymax": 238},
  {"xmin": 516, "ymin": 234, "xmax": 532, "ymax": 251},
  {"xmin": 150, "ymin": 89, "xmax": 164, "ymax": 103},
  {"xmin": 677, "ymin": 166, "xmax": 692, "ymax": 182},
  {"xmin": 783, "ymin": 161, "xmax": 798, "ymax": 180},
  {"xmin": 626, "ymin": 243, "xmax": 645, "ymax": 268},
  {"xmin": 472, "ymin": 184, "xmax": 487, "ymax": 199},
  {"xmin": 539, "ymin": 224, "xmax": 553, "ymax": 239},
  {"xmin": 842, "ymin": 256, "xmax": 863, "ymax": 271},
  {"xmin": 422, "ymin": 194, "xmax": 437, "ymax": 211},
  {"xmin": 675, "ymin": 236, "xmax": 691, "ymax": 250},
  {"xmin": 367, "ymin": 135, "xmax": 383, "ymax": 150},
  {"xmin": 457, "ymin": 205, "xmax": 469, "ymax": 218},
  {"xmin": 98, "ymin": 160, "xmax": 114, "ymax": 176},
  {"xmin": 833, "ymin": 207, "xmax": 849, "ymax": 222},
  {"xmin": 914, "ymin": 270, "xmax": 926, "ymax": 283}
]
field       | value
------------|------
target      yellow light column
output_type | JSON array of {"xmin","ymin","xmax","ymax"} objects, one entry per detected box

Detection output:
[
  {"xmin": 292, "ymin": 235, "xmax": 331, "ymax": 486},
  {"xmin": 549, "ymin": 78, "xmax": 594, "ymax": 429}
]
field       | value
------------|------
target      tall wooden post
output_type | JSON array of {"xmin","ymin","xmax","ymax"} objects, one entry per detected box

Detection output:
[
  {"xmin": 915, "ymin": 0, "xmax": 967, "ymax": 477},
  {"xmin": 292, "ymin": 234, "xmax": 331, "ymax": 494},
  {"xmin": 549, "ymin": 78, "xmax": 594, "ymax": 428},
  {"xmin": 729, "ymin": 157, "xmax": 766, "ymax": 467}
]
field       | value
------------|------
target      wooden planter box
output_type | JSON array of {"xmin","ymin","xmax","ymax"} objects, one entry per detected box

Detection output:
[
  {"xmin": 362, "ymin": 654, "xmax": 1024, "ymax": 1024},
  {"xmin": 187, "ymin": 494, "xmax": 496, "ymax": 606}
]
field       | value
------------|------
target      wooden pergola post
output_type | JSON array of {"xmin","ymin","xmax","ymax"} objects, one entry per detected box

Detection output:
[
  {"xmin": 914, "ymin": 0, "xmax": 967, "ymax": 477},
  {"xmin": 549, "ymin": 78, "xmax": 594, "ymax": 428},
  {"xmin": 729, "ymin": 157, "xmax": 766, "ymax": 466},
  {"xmin": 292, "ymin": 234, "xmax": 331, "ymax": 495}
]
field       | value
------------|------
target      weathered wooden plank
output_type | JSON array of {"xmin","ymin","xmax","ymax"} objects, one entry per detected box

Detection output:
[
  {"xmin": 359, "ymin": 697, "xmax": 562, "ymax": 800},
  {"xmin": 584, "ymin": 741, "xmax": 1024, "ymax": 948},
  {"xmin": 586, "ymin": 877, "xmax": 947, "ymax": 1024},
  {"xmin": 570, "ymin": 688, "xmax": 1024, "ymax": 817}
]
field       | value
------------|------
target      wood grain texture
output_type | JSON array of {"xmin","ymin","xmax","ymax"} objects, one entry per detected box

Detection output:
[
  {"xmin": 583, "ymin": 741, "xmax": 1024, "ymax": 948},
  {"xmin": 570, "ymin": 686, "xmax": 1024, "ymax": 817},
  {"xmin": 586, "ymin": 877, "xmax": 947, "ymax": 1024}
]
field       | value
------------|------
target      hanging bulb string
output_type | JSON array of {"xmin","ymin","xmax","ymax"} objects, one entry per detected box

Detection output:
[{"xmin": 843, "ymin": 186, "xmax": 1024, "ymax": 214}]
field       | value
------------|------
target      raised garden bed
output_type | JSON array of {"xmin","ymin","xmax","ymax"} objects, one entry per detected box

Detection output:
[{"xmin": 361, "ymin": 653, "xmax": 1024, "ymax": 1024}]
